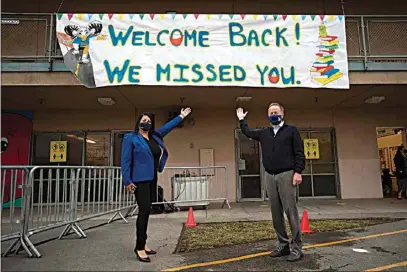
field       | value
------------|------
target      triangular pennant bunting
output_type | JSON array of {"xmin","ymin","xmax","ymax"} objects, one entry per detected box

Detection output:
[
  {"xmin": 282, "ymin": 15, "xmax": 287, "ymax": 20},
  {"xmin": 68, "ymin": 13, "xmax": 74, "ymax": 20},
  {"xmin": 57, "ymin": 13, "xmax": 63, "ymax": 20},
  {"xmin": 118, "ymin": 14, "xmax": 124, "ymax": 20},
  {"xmin": 139, "ymin": 14, "xmax": 145, "ymax": 20},
  {"xmin": 98, "ymin": 14, "xmax": 104, "ymax": 20},
  {"xmin": 319, "ymin": 15, "xmax": 325, "ymax": 21},
  {"xmin": 338, "ymin": 15, "xmax": 344, "ymax": 21},
  {"xmin": 311, "ymin": 15, "xmax": 316, "ymax": 21},
  {"xmin": 301, "ymin": 15, "xmax": 307, "ymax": 21},
  {"xmin": 263, "ymin": 15, "xmax": 268, "ymax": 20},
  {"xmin": 194, "ymin": 14, "xmax": 199, "ymax": 19},
  {"xmin": 149, "ymin": 14, "xmax": 155, "ymax": 20},
  {"xmin": 77, "ymin": 14, "xmax": 83, "ymax": 20},
  {"xmin": 218, "ymin": 14, "xmax": 223, "ymax": 20},
  {"xmin": 228, "ymin": 14, "xmax": 234, "ymax": 19},
  {"xmin": 129, "ymin": 14, "xmax": 135, "ymax": 20},
  {"xmin": 253, "ymin": 14, "xmax": 258, "ymax": 20},
  {"xmin": 240, "ymin": 14, "xmax": 246, "ymax": 20},
  {"xmin": 182, "ymin": 14, "xmax": 188, "ymax": 19},
  {"xmin": 87, "ymin": 14, "xmax": 93, "ymax": 20},
  {"xmin": 171, "ymin": 13, "xmax": 176, "ymax": 20},
  {"xmin": 206, "ymin": 14, "xmax": 211, "ymax": 20},
  {"xmin": 292, "ymin": 15, "xmax": 297, "ymax": 21},
  {"xmin": 273, "ymin": 15, "xmax": 279, "ymax": 20},
  {"xmin": 108, "ymin": 14, "xmax": 114, "ymax": 19},
  {"xmin": 329, "ymin": 15, "xmax": 334, "ymax": 21},
  {"xmin": 160, "ymin": 14, "xmax": 165, "ymax": 20}
]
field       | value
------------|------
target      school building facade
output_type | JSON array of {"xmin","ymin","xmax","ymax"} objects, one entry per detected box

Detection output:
[{"xmin": 1, "ymin": 0, "xmax": 407, "ymax": 202}]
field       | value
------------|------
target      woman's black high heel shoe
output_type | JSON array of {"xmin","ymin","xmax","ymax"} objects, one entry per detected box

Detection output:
[
  {"xmin": 145, "ymin": 249, "xmax": 157, "ymax": 255},
  {"xmin": 134, "ymin": 249, "xmax": 151, "ymax": 262}
]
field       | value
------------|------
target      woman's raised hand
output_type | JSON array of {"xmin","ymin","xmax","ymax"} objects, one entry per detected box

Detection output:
[{"xmin": 180, "ymin": 107, "xmax": 192, "ymax": 119}]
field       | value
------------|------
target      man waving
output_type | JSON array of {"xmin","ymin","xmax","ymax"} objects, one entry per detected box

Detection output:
[{"xmin": 236, "ymin": 103, "xmax": 305, "ymax": 262}]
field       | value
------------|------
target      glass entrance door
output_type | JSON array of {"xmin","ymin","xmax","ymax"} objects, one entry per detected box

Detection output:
[
  {"xmin": 235, "ymin": 130, "xmax": 264, "ymax": 201},
  {"xmin": 235, "ymin": 128, "xmax": 339, "ymax": 201},
  {"xmin": 298, "ymin": 129, "xmax": 338, "ymax": 198}
]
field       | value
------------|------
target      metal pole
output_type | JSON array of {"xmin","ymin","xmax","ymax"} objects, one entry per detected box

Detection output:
[
  {"xmin": 360, "ymin": 16, "xmax": 369, "ymax": 70},
  {"xmin": 48, "ymin": 14, "xmax": 54, "ymax": 71}
]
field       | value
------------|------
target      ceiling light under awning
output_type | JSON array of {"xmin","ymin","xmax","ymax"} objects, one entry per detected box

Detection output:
[
  {"xmin": 364, "ymin": 96, "xmax": 385, "ymax": 104},
  {"xmin": 236, "ymin": 96, "xmax": 252, "ymax": 102}
]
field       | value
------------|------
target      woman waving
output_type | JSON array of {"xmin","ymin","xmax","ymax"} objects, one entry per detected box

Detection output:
[{"xmin": 121, "ymin": 108, "xmax": 192, "ymax": 262}]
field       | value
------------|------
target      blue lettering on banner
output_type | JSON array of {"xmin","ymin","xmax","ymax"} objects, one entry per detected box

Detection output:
[
  {"xmin": 155, "ymin": 64, "xmax": 247, "ymax": 83},
  {"xmin": 104, "ymin": 60, "xmax": 141, "ymax": 83}
]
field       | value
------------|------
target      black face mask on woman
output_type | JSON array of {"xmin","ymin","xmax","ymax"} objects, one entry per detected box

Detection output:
[{"xmin": 139, "ymin": 122, "xmax": 152, "ymax": 131}]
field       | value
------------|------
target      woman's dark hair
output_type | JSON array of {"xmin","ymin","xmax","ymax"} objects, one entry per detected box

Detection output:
[
  {"xmin": 396, "ymin": 145, "xmax": 404, "ymax": 154},
  {"xmin": 134, "ymin": 112, "xmax": 163, "ymax": 139}
]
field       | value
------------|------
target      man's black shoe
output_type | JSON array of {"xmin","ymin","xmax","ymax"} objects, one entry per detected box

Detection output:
[
  {"xmin": 269, "ymin": 246, "xmax": 290, "ymax": 258},
  {"xmin": 287, "ymin": 250, "xmax": 304, "ymax": 262}
]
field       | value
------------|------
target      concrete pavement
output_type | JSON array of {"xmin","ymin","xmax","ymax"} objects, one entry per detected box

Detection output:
[
  {"xmin": 148, "ymin": 198, "xmax": 407, "ymax": 222},
  {"xmin": 1, "ymin": 198, "xmax": 407, "ymax": 271}
]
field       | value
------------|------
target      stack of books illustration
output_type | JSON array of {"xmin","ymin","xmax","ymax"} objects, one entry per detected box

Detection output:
[{"xmin": 310, "ymin": 24, "xmax": 343, "ymax": 85}]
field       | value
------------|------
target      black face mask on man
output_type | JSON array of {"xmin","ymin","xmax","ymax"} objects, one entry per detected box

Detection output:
[{"xmin": 139, "ymin": 122, "xmax": 152, "ymax": 131}]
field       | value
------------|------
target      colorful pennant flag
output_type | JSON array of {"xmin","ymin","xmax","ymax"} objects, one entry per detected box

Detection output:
[
  {"xmin": 139, "ymin": 14, "xmax": 145, "ymax": 20},
  {"xmin": 118, "ymin": 14, "xmax": 124, "ymax": 20},
  {"xmin": 183, "ymin": 14, "xmax": 188, "ymax": 19},
  {"xmin": 292, "ymin": 15, "xmax": 297, "ymax": 21},
  {"xmin": 57, "ymin": 13, "xmax": 63, "ymax": 20},
  {"xmin": 160, "ymin": 14, "xmax": 165, "ymax": 20},
  {"xmin": 329, "ymin": 15, "xmax": 334, "ymax": 21},
  {"xmin": 338, "ymin": 15, "xmax": 344, "ymax": 21},
  {"xmin": 171, "ymin": 13, "xmax": 176, "ymax": 20},
  {"xmin": 87, "ymin": 14, "xmax": 93, "ymax": 20},
  {"xmin": 253, "ymin": 14, "xmax": 258, "ymax": 20},
  {"xmin": 319, "ymin": 15, "xmax": 325, "ymax": 21},
  {"xmin": 68, "ymin": 13, "xmax": 74, "ymax": 20},
  {"xmin": 129, "ymin": 14, "xmax": 135, "ymax": 20},
  {"xmin": 218, "ymin": 14, "xmax": 223, "ymax": 20},
  {"xmin": 108, "ymin": 14, "xmax": 114, "ymax": 19},
  {"xmin": 98, "ymin": 14, "xmax": 104, "ymax": 20},
  {"xmin": 149, "ymin": 14, "xmax": 155, "ymax": 20},
  {"xmin": 273, "ymin": 15, "xmax": 279, "ymax": 20},
  {"xmin": 240, "ymin": 14, "xmax": 246, "ymax": 20},
  {"xmin": 228, "ymin": 14, "xmax": 234, "ymax": 19},
  {"xmin": 194, "ymin": 14, "xmax": 199, "ymax": 19},
  {"xmin": 263, "ymin": 15, "xmax": 268, "ymax": 20},
  {"xmin": 282, "ymin": 15, "xmax": 287, "ymax": 20},
  {"xmin": 77, "ymin": 14, "xmax": 83, "ymax": 20},
  {"xmin": 206, "ymin": 14, "xmax": 211, "ymax": 20},
  {"xmin": 311, "ymin": 15, "xmax": 316, "ymax": 21}
]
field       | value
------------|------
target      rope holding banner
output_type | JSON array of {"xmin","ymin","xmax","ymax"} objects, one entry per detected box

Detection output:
[
  {"xmin": 56, "ymin": 0, "xmax": 66, "ymax": 14},
  {"xmin": 340, "ymin": 0, "xmax": 346, "ymax": 16}
]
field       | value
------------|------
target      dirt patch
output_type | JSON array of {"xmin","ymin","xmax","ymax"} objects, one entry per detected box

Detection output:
[{"xmin": 176, "ymin": 218, "xmax": 400, "ymax": 253}]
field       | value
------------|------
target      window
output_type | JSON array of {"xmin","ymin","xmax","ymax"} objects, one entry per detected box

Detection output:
[{"xmin": 85, "ymin": 132, "xmax": 110, "ymax": 166}]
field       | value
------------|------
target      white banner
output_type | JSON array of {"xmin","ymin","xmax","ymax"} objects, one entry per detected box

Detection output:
[{"xmin": 56, "ymin": 14, "xmax": 349, "ymax": 89}]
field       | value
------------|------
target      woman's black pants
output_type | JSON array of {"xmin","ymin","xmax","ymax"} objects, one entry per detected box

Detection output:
[{"xmin": 134, "ymin": 180, "xmax": 156, "ymax": 250}]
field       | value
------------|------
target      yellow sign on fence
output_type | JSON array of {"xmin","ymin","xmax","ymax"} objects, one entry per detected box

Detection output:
[
  {"xmin": 50, "ymin": 141, "xmax": 67, "ymax": 163},
  {"xmin": 304, "ymin": 139, "xmax": 320, "ymax": 159}
]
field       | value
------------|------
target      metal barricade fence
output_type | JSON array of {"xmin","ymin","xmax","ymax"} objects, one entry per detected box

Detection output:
[
  {"xmin": 2, "ymin": 166, "xmax": 136, "ymax": 258},
  {"xmin": 1, "ymin": 165, "xmax": 230, "ymax": 258},
  {"xmin": 1, "ymin": 166, "xmax": 32, "ymax": 243}
]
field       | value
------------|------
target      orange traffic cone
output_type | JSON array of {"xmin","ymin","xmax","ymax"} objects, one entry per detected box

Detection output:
[
  {"xmin": 300, "ymin": 209, "xmax": 313, "ymax": 234},
  {"xmin": 185, "ymin": 207, "xmax": 197, "ymax": 227}
]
